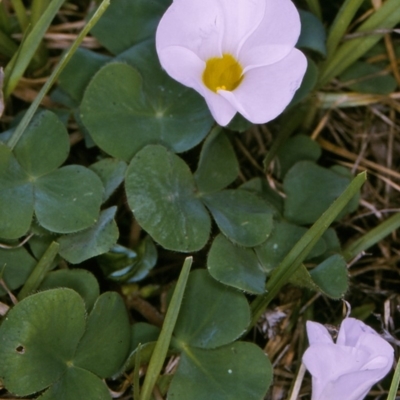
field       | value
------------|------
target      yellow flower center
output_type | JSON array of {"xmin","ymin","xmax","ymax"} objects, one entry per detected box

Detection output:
[{"xmin": 202, "ymin": 54, "xmax": 244, "ymax": 93}]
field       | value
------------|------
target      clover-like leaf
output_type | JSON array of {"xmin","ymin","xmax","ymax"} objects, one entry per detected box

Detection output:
[
  {"xmin": 39, "ymin": 269, "xmax": 100, "ymax": 311},
  {"xmin": 0, "ymin": 111, "xmax": 104, "ymax": 239},
  {"xmin": 173, "ymin": 270, "xmax": 250, "ymax": 349},
  {"xmin": 168, "ymin": 342, "xmax": 272, "ymax": 400},
  {"xmin": 0, "ymin": 288, "xmax": 131, "ymax": 399},
  {"xmin": 297, "ymin": 9, "xmax": 327, "ymax": 57},
  {"xmin": 207, "ymin": 234, "xmax": 266, "ymax": 294},
  {"xmin": 254, "ymin": 220, "xmax": 326, "ymax": 273},
  {"xmin": 310, "ymin": 254, "xmax": 349, "ymax": 299},
  {"xmin": 90, "ymin": 0, "xmax": 170, "ymax": 55},
  {"xmin": 284, "ymin": 161, "xmax": 359, "ymax": 225},
  {"xmin": 89, "ymin": 158, "xmax": 127, "ymax": 202},
  {"xmin": 0, "ymin": 246, "xmax": 36, "ymax": 296},
  {"xmin": 202, "ymin": 189, "xmax": 273, "ymax": 247},
  {"xmin": 80, "ymin": 40, "xmax": 213, "ymax": 161},
  {"xmin": 125, "ymin": 145, "xmax": 211, "ymax": 252},
  {"xmin": 0, "ymin": 289, "xmax": 86, "ymax": 396},
  {"xmin": 37, "ymin": 367, "xmax": 111, "ymax": 400},
  {"xmin": 194, "ymin": 128, "xmax": 239, "ymax": 194},
  {"xmin": 73, "ymin": 292, "xmax": 131, "ymax": 378},
  {"xmin": 275, "ymin": 134, "xmax": 321, "ymax": 179},
  {"xmin": 13, "ymin": 110, "xmax": 69, "ymax": 178},
  {"xmin": 58, "ymin": 207, "xmax": 119, "ymax": 264}
]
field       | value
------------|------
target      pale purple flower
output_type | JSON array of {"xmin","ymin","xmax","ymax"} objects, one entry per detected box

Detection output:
[
  {"xmin": 155, "ymin": 0, "xmax": 307, "ymax": 126},
  {"xmin": 303, "ymin": 318, "xmax": 394, "ymax": 400}
]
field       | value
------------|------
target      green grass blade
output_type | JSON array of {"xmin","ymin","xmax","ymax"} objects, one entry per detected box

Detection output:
[
  {"xmin": 17, "ymin": 241, "xmax": 59, "ymax": 301},
  {"xmin": 139, "ymin": 257, "xmax": 193, "ymax": 400},
  {"xmin": 6, "ymin": 0, "xmax": 110, "ymax": 150},
  {"xmin": 3, "ymin": 0, "xmax": 64, "ymax": 99},
  {"xmin": 387, "ymin": 357, "xmax": 400, "ymax": 400},
  {"xmin": 325, "ymin": 0, "xmax": 365, "ymax": 59},
  {"xmin": 305, "ymin": 0, "xmax": 322, "ymax": 19},
  {"xmin": 318, "ymin": 0, "xmax": 400, "ymax": 87},
  {"xmin": 343, "ymin": 213, "xmax": 400, "ymax": 262},
  {"xmin": 10, "ymin": 0, "xmax": 28, "ymax": 31},
  {"xmin": 30, "ymin": 0, "xmax": 51, "ymax": 27},
  {"xmin": 250, "ymin": 172, "xmax": 367, "ymax": 328}
]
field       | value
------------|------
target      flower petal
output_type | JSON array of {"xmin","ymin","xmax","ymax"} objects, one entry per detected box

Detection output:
[
  {"xmin": 156, "ymin": 0, "xmax": 224, "ymax": 60},
  {"xmin": 157, "ymin": 46, "xmax": 205, "ymax": 92},
  {"xmin": 216, "ymin": 0, "xmax": 266, "ymax": 56},
  {"xmin": 238, "ymin": 0, "xmax": 302, "ymax": 68},
  {"xmin": 203, "ymin": 91, "xmax": 237, "ymax": 126},
  {"xmin": 337, "ymin": 318, "xmax": 378, "ymax": 347},
  {"xmin": 220, "ymin": 49, "xmax": 307, "ymax": 124},
  {"xmin": 306, "ymin": 321, "xmax": 334, "ymax": 345}
]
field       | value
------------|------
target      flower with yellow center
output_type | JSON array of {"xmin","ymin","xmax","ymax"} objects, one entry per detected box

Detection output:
[{"xmin": 156, "ymin": 0, "xmax": 307, "ymax": 126}]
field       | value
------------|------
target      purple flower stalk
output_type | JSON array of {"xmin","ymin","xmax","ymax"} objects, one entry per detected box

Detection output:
[
  {"xmin": 156, "ymin": 0, "xmax": 307, "ymax": 126},
  {"xmin": 303, "ymin": 318, "xmax": 394, "ymax": 400}
]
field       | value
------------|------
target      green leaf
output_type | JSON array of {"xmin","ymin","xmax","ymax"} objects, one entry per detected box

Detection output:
[
  {"xmin": 81, "ymin": 42, "xmax": 213, "ymax": 161},
  {"xmin": 125, "ymin": 145, "xmax": 210, "ymax": 252},
  {"xmin": 73, "ymin": 292, "xmax": 131, "ymax": 378},
  {"xmin": 57, "ymin": 48, "xmax": 111, "ymax": 103},
  {"xmin": 194, "ymin": 128, "xmax": 239, "ymax": 194},
  {"xmin": 250, "ymin": 172, "xmax": 366, "ymax": 327},
  {"xmin": 130, "ymin": 322, "xmax": 160, "ymax": 353},
  {"xmin": 168, "ymin": 342, "xmax": 272, "ymax": 400},
  {"xmin": 0, "ymin": 246, "xmax": 36, "ymax": 295},
  {"xmin": 89, "ymin": 158, "xmax": 127, "ymax": 202},
  {"xmin": 90, "ymin": 0, "xmax": 170, "ymax": 55},
  {"xmin": 0, "ymin": 112, "xmax": 104, "ymax": 238},
  {"xmin": 38, "ymin": 367, "xmax": 111, "ymax": 400},
  {"xmin": 58, "ymin": 207, "xmax": 119, "ymax": 264},
  {"xmin": 296, "ymin": 9, "xmax": 327, "ymax": 56},
  {"xmin": 98, "ymin": 237, "xmax": 157, "ymax": 283},
  {"xmin": 13, "ymin": 110, "xmax": 69, "ymax": 178},
  {"xmin": 339, "ymin": 61, "xmax": 397, "ymax": 94},
  {"xmin": 207, "ymin": 234, "xmax": 266, "ymax": 294},
  {"xmin": 173, "ymin": 270, "xmax": 250, "ymax": 349},
  {"xmin": 283, "ymin": 161, "xmax": 359, "ymax": 225},
  {"xmin": 275, "ymin": 134, "xmax": 321, "ymax": 179},
  {"xmin": 34, "ymin": 165, "xmax": 104, "ymax": 233},
  {"xmin": 0, "ymin": 144, "xmax": 33, "ymax": 239},
  {"xmin": 240, "ymin": 178, "xmax": 283, "ymax": 216},
  {"xmin": 310, "ymin": 254, "xmax": 349, "ymax": 298},
  {"xmin": 202, "ymin": 189, "xmax": 274, "ymax": 247},
  {"xmin": 0, "ymin": 289, "xmax": 86, "ymax": 396},
  {"xmin": 254, "ymin": 221, "xmax": 326, "ymax": 273},
  {"xmin": 39, "ymin": 269, "xmax": 100, "ymax": 311}
]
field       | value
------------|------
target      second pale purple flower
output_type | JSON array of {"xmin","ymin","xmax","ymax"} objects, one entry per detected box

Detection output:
[{"xmin": 156, "ymin": 0, "xmax": 307, "ymax": 126}]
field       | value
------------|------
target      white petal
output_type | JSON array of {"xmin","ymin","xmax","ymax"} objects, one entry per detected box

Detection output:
[
  {"xmin": 306, "ymin": 321, "xmax": 334, "ymax": 345},
  {"xmin": 337, "ymin": 318, "xmax": 378, "ymax": 347},
  {"xmin": 203, "ymin": 91, "xmax": 237, "ymax": 126},
  {"xmin": 216, "ymin": 0, "xmax": 266, "ymax": 56},
  {"xmin": 157, "ymin": 46, "xmax": 205, "ymax": 92},
  {"xmin": 238, "ymin": 0, "xmax": 302, "ymax": 68},
  {"xmin": 220, "ymin": 49, "xmax": 307, "ymax": 124},
  {"xmin": 156, "ymin": 0, "xmax": 224, "ymax": 60}
]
